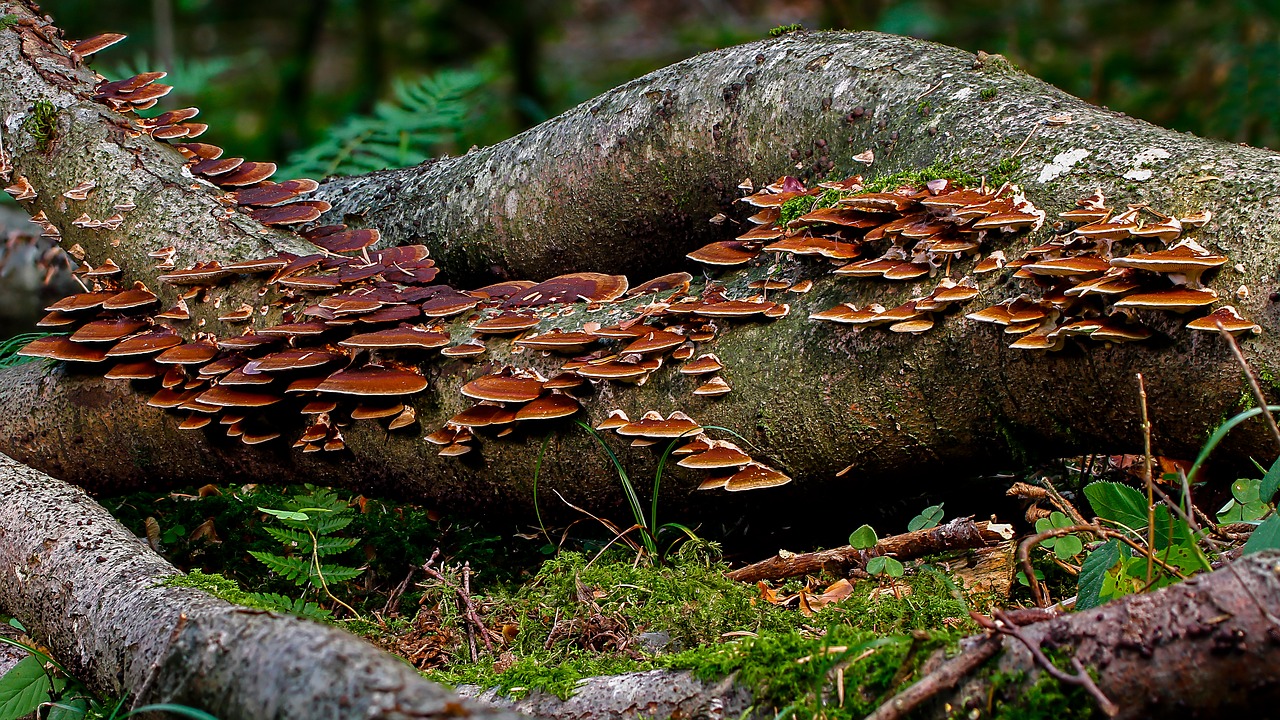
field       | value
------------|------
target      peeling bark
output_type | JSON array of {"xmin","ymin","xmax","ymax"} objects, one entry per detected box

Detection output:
[
  {"xmin": 0, "ymin": 452, "xmax": 521, "ymax": 720},
  {"xmin": 459, "ymin": 670, "xmax": 755, "ymax": 720},
  {"xmin": 920, "ymin": 551, "xmax": 1280, "ymax": 719}
]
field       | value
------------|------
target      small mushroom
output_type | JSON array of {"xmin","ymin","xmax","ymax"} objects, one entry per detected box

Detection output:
[
  {"xmin": 1186, "ymin": 305, "xmax": 1261, "ymax": 336},
  {"xmin": 693, "ymin": 376, "xmax": 732, "ymax": 396}
]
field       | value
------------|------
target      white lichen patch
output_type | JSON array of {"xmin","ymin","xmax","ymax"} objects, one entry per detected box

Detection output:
[
  {"xmin": 951, "ymin": 87, "xmax": 974, "ymax": 101},
  {"xmin": 1036, "ymin": 148, "xmax": 1090, "ymax": 183},
  {"xmin": 1121, "ymin": 147, "xmax": 1171, "ymax": 183}
]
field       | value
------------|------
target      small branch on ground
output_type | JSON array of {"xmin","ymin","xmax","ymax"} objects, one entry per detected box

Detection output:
[
  {"xmin": 420, "ymin": 550, "xmax": 494, "ymax": 662},
  {"xmin": 727, "ymin": 518, "xmax": 1013, "ymax": 584}
]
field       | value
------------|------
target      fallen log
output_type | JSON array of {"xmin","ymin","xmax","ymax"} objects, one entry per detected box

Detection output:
[
  {"xmin": 726, "ymin": 517, "xmax": 1014, "ymax": 583},
  {"xmin": 0, "ymin": 452, "xmax": 521, "ymax": 720}
]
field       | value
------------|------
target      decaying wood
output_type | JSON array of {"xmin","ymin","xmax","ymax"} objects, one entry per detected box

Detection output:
[
  {"xmin": 893, "ymin": 551, "xmax": 1280, "ymax": 720},
  {"xmin": 459, "ymin": 669, "xmax": 755, "ymax": 720},
  {"xmin": 0, "ymin": 452, "xmax": 521, "ymax": 720},
  {"xmin": 726, "ymin": 518, "xmax": 1014, "ymax": 583}
]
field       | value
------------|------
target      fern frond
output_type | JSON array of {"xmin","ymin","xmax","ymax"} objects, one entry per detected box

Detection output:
[
  {"xmin": 0, "ymin": 333, "xmax": 55, "ymax": 369},
  {"xmin": 312, "ymin": 564, "xmax": 364, "ymax": 585},
  {"xmin": 283, "ymin": 69, "xmax": 488, "ymax": 178},
  {"xmin": 249, "ymin": 551, "xmax": 312, "ymax": 585},
  {"xmin": 247, "ymin": 592, "xmax": 333, "ymax": 621}
]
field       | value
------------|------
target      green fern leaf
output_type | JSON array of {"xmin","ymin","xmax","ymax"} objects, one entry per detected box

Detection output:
[
  {"xmin": 249, "ymin": 551, "xmax": 312, "ymax": 585},
  {"xmin": 312, "ymin": 564, "xmax": 364, "ymax": 584}
]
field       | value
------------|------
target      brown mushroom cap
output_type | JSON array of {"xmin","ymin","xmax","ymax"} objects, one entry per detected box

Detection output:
[
  {"xmin": 155, "ymin": 340, "xmax": 219, "ymax": 365},
  {"xmin": 350, "ymin": 402, "xmax": 406, "ymax": 420},
  {"xmin": 251, "ymin": 349, "xmax": 339, "ymax": 373},
  {"xmin": 686, "ymin": 241, "xmax": 761, "ymax": 266},
  {"xmin": 71, "ymin": 318, "xmax": 149, "ymax": 343},
  {"xmin": 441, "ymin": 341, "xmax": 487, "ymax": 358},
  {"xmin": 515, "ymin": 392, "xmax": 581, "ymax": 421},
  {"xmin": 595, "ymin": 409, "xmax": 630, "ymax": 431},
  {"xmin": 105, "ymin": 359, "xmax": 164, "ymax": 380},
  {"xmin": 103, "ymin": 283, "xmax": 159, "ymax": 311},
  {"xmin": 106, "ymin": 328, "xmax": 183, "ymax": 357},
  {"xmin": 47, "ymin": 291, "xmax": 118, "ymax": 314},
  {"xmin": 617, "ymin": 411, "xmax": 703, "ymax": 438},
  {"xmin": 1109, "ymin": 240, "xmax": 1228, "ymax": 280},
  {"xmin": 471, "ymin": 312, "xmax": 541, "ymax": 334},
  {"xmin": 504, "ymin": 272, "xmax": 630, "ymax": 307},
  {"xmin": 450, "ymin": 403, "xmax": 519, "ymax": 427},
  {"xmin": 196, "ymin": 386, "xmax": 282, "ymax": 408},
  {"xmin": 439, "ymin": 443, "xmax": 473, "ymax": 457},
  {"xmin": 1113, "ymin": 287, "xmax": 1218, "ymax": 312},
  {"xmin": 626, "ymin": 272, "xmax": 693, "ymax": 297},
  {"xmin": 316, "ymin": 368, "xmax": 429, "ymax": 396},
  {"xmin": 694, "ymin": 300, "xmax": 775, "ymax": 318},
  {"xmin": 677, "ymin": 441, "xmax": 752, "ymax": 469},
  {"xmin": 515, "ymin": 330, "xmax": 598, "ymax": 352},
  {"xmin": 724, "ymin": 463, "xmax": 792, "ymax": 491},
  {"xmin": 339, "ymin": 325, "xmax": 450, "ymax": 350},
  {"xmin": 17, "ymin": 336, "xmax": 108, "ymax": 362},
  {"xmin": 575, "ymin": 358, "xmax": 660, "ymax": 380},
  {"xmin": 622, "ymin": 330, "xmax": 686, "ymax": 355},
  {"xmin": 388, "ymin": 406, "xmax": 417, "ymax": 430},
  {"xmin": 1022, "ymin": 256, "xmax": 1112, "ymax": 277},
  {"xmin": 1186, "ymin": 305, "xmax": 1262, "ymax": 335},
  {"xmin": 461, "ymin": 374, "xmax": 543, "ymax": 403},
  {"xmin": 693, "ymin": 376, "xmax": 732, "ymax": 396}
]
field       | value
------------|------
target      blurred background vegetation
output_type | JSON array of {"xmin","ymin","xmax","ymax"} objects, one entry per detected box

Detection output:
[{"xmin": 39, "ymin": 0, "xmax": 1280, "ymax": 168}]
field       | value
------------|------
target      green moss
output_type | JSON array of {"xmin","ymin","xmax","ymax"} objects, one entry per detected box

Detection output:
[
  {"xmin": 430, "ymin": 552, "xmax": 988, "ymax": 717},
  {"xmin": 862, "ymin": 161, "xmax": 979, "ymax": 193},
  {"xmin": 768, "ymin": 23, "xmax": 803, "ymax": 37},
  {"xmin": 1, "ymin": 14, "xmax": 18, "ymax": 28},
  {"xmin": 980, "ymin": 87, "xmax": 999, "ymax": 101},
  {"xmin": 23, "ymin": 100, "xmax": 58, "ymax": 151},
  {"xmin": 989, "ymin": 156, "xmax": 1023, "ymax": 185},
  {"xmin": 984, "ymin": 652, "xmax": 1101, "ymax": 720},
  {"xmin": 159, "ymin": 569, "xmax": 275, "ymax": 610},
  {"xmin": 778, "ymin": 187, "xmax": 841, "ymax": 225}
]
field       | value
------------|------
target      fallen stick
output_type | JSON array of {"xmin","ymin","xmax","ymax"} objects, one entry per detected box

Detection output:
[{"xmin": 726, "ymin": 518, "xmax": 1014, "ymax": 584}]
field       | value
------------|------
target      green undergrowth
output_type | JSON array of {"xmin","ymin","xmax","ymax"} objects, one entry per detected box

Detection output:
[
  {"xmin": 776, "ymin": 158, "xmax": 1023, "ymax": 227},
  {"xmin": 428, "ymin": 546, "xmax": 988, "ymax": 718}
]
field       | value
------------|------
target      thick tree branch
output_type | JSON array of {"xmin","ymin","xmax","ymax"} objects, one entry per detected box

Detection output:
[{"xmin": 0, "ymin": 452, "xmax": 521, "ymax": 720}]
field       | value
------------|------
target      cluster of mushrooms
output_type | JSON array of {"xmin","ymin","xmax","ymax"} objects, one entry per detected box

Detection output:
[
  {"xmin": 3, "ymin": 27, "xmax": 1255, "ymax": 492},
  {"xmin": 6, "ymin": 30, "xmax": 790, "ymax": 486},
  {"xmin": 681, "ymin": 174, "xmax": 1253, "ymax": 348}
]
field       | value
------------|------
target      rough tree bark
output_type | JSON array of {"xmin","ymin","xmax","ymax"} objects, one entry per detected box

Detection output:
[
  {"xmin": 0, "ymin": 1, "xmax": 1277, "ymax": 523},
  {"xmin": 0, "ymin": 453, "xmax": 523, "ymax": 720},
  {"xmin": 5, "ymin": 1, "xmax": 1280, "ymax": 715}
]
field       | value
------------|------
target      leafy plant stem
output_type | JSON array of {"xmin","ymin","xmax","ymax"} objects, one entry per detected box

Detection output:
[
  {"xmin": 532, "ymin": 433, "xmax": 553, "ymax": 548},
  {"xmin": 1187, "ymin": 405, "xmax": 1280, "ymax": 483},
  {"xmin": 1137, "ymin": 374, "xmax": 1155, "ymax": 586},
  {"xmin": 1018, "ymin": 524, "xmax": 1187, "ymax": 607},
  {"xmin": 308, "ymin": 526, "xmax": 362, "ymax": 620}
]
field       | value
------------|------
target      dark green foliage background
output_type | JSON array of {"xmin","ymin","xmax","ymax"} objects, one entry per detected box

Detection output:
[{"xmin": 36, "ymin": 0, "xmax": 1280, "ymax": 170}]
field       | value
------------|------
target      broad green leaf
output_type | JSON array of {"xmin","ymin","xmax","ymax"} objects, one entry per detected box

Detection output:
[
  {"xmin": 1054, "ymin": 535, "xmax": 1083, "ymax": 559},
  {"xmin": 907, "ymin": 504, "xmax": 944, "ymax": 531},
  {"xmin": 1077, "ymin": 539, "xmax": 1121, "ymax": 610},
  {"xmin": 1049, "ymin": 511, "xmax": 1072, "ymax": 529},
  {"xmin": 1217, "ymin": 498, "xmax": 1244, "ymax": 523},
  {"xmin": 258, "ymin": 507, "xmax": 309, "ymax": 522},
  {"xmin": 1232, "ymin": 478, "xmax": 1261, "ymax": 504},
  {"xmin": 1244, "ymin": 514, "xmax": 1280, "ymax": 555},
  {"xmin": 1261, "ymin": 456, "xmax": 1280, "ymax": 502},
  {"xmin": 866, "ymin": 556, "xmax": 887, "ymax": 575},
  {"xmin": 46, "ymin": 696, "xmax": 90, "ymax": 720},
  {"xmin": 1084, "ymin": 482, "xmax": 1148, "ymax": 531},
  {"xmin": 883, "ymin": 557, "xmax": 905, "ymax": 578},
  {"xmin": 0, "ymin": 655, "xmax": 51, "ymax": 720},
  {"xmin": 5, "ymin": 619, "xmax": 22, "ymax": 632},
  {"xmin": 849, "ymin": 525, "xmax": 878, "ymax": 549}
]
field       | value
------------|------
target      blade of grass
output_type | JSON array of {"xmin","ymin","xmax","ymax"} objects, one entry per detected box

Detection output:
[
  {"xmin": 1187, "ymin": 405, "xmax": 1280, "ymax": 483},
  {"xmin": 574, "ymin": 422, "xmax": 655, "ymax": 556},
  {"xmin": 531, "ymin": 433, "xmax": 554, "ymax": 548}
]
